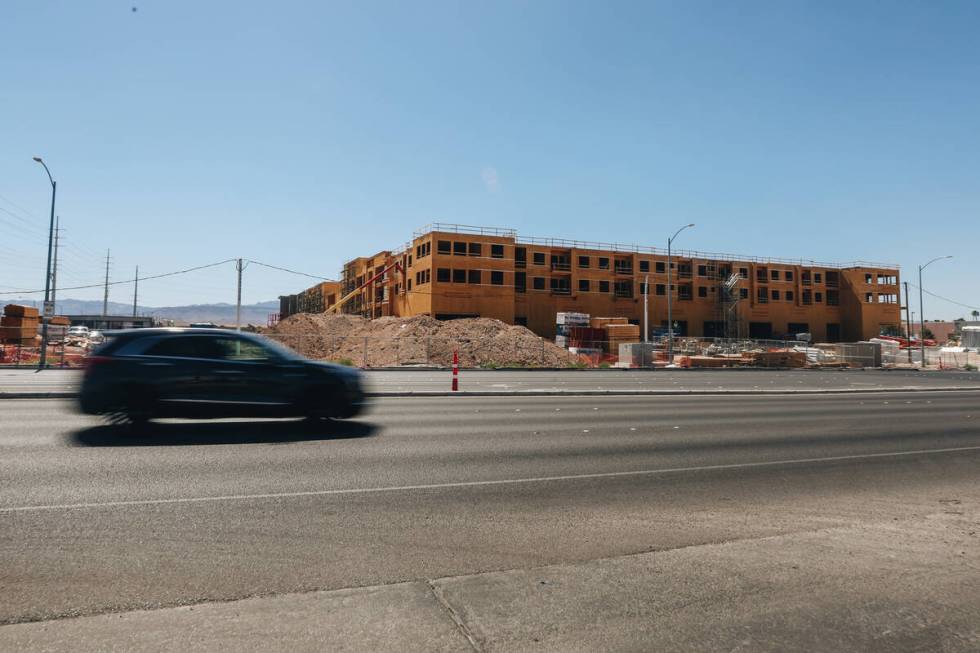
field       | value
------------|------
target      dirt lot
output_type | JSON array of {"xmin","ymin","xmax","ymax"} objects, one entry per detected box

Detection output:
[{"xmin": 265, "ymin": 313, "xmax": 579, "ymax": 367}]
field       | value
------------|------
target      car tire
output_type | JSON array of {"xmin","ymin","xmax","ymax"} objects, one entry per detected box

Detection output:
[
  {"xmin": 303, "ymin": 385, "xmax": 336, "ymax": 421},
  {"xmin": 124, "ymin": 386, "xmax": 156, "ymax": 427},
  {"xmin": 332, "ymin": 388, "xmax": 364, "ymax": 419}
]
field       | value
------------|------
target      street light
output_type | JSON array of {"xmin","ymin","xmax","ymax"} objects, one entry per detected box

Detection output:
[
  {"xmin": 918, "ymin": 255, "xmax": 952, "ymax": 369},
  {"xmin": 33, "ymin": 157, "xmax": 57, "ymax": 370},
  {"xmin": 666, "ymin": 223, "xmax": 695, "ymax": 364}
]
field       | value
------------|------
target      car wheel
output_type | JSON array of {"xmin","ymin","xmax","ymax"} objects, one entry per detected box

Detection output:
[
  {"xmin": 124, "ymin": 386, "xmax": 156, "ymax": 427},
  {"xmin": 303, "ymin": 385, "xmax": 336, "ymax": 421},
  {"xmin": 332, "ymin": 388, "xmax": 364, "ymax": 419}
]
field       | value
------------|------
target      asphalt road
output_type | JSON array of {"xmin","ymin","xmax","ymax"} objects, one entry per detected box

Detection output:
[
  {"xmin": 3, "ymin": 366, "xmax": 980, "ymax": 395},
  {"xmin": 1, "ymin": 392, "xmax": 979, "ymax": 650}
]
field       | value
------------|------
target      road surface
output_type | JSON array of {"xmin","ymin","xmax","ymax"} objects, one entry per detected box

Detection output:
[{"xmin": 1, "ymin": 393, "xmax": 978, "ymax": 650}]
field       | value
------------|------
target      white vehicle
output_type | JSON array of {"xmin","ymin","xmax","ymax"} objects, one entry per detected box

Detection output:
[
  {"xmin": 88, "ymin": 330, "xmax": 105, "ymax": 344},
  {"xmin": 67, "ymin": 326, "xmax": 90, "ymax": 337}
]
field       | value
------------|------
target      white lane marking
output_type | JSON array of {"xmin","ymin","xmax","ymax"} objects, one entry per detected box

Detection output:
[{"xmin": 2, "ymin": 445, "xmax": 980, "ymax": 514}]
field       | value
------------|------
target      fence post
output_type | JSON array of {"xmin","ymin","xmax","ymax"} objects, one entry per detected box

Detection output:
[
  {"xmin": 541, "ymin": 337, "xmax": 545, "ymax": 365},
  {"xmin": 363, "ymin": 336, "xmax": 369, "ymax": 368},
  {"xmin": 426, "ymin": 336, "xmax": 430, "ymax": 366}
]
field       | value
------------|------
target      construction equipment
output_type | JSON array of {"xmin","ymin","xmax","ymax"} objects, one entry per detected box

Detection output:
[{"xmin": 327, "ymin": 261, "xmax": 404, "ymax": 314}]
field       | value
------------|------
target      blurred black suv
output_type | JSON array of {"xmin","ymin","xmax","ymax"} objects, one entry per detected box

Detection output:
[{"xmin": 79, "ymin": 328, "xmax": 366, "ymax": 423}]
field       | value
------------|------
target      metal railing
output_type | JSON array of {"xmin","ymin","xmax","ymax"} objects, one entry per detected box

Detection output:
[{"xmin": 415, "ymin": 223, "xmax": 518, "ymax": 238}]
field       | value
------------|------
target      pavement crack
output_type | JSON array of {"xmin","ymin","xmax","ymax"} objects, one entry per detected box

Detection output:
[{"xmin": 427, "ymin": 579, "xmax": 483, "ymax": 652}]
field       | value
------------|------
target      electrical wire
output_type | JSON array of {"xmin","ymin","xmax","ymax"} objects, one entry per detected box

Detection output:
[
  {"xmin": 246, "ymin": 259, "xmax": 336, "ymax": 281},
  {"xmin": 0, "ymin": 259, "xmax": 237, "ymax": 295},
  {"xmin": 907, "ymin": 283, "xmax": 980, "ymax": 313}
]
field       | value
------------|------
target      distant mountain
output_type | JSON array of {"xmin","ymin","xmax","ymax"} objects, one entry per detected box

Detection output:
[{"xmin": 5, "ymin": 298, "xmax": 279, "ymax": 326}]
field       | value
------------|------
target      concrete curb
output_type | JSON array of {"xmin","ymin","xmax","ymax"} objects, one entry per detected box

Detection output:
[{"xmin": 3, "ymin": 386, "xmax": 979, "ymax": 400}]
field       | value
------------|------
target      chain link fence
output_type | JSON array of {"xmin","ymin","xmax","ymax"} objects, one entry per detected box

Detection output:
[
  {"xmin": 0, "ymin": 341, "xmax": 90, "ymax": 368},
  {"xmin": 261, "ymin": 333, "xmax": 912, "ymax": 370},
  {"xmin": 4, "ymin": 334, "xmax": 972, "ymax": 371}
]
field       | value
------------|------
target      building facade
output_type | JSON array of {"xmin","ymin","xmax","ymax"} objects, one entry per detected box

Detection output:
[{"xmin": 284, "ymin": 224, "xmax": 902, "ymax": 342}]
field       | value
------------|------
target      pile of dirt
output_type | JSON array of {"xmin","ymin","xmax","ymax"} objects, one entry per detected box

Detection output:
[{"xmin": 265, "ymin": 313, "xmax": 579, "ymax": 368}]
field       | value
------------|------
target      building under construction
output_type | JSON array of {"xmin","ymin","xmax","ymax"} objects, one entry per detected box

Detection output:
[{"xmin": 280, "ymin": 224, "xmax": 902, "ymax": 342}]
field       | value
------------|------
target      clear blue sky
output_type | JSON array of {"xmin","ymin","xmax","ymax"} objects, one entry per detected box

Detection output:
[{"xmin": 2, "ymin": 1, "xmax": 978, "ymax": 319}]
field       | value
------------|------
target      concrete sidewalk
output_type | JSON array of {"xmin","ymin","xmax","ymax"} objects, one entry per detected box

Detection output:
[
  {"xmin": 3, "ymin": 367, "xmax": 980, "ymax": 399},
  {"xmin": 2, "ymin": 508, "xmax": 976, "ymax": 652}
]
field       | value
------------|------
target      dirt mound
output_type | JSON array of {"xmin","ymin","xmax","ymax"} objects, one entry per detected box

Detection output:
[{"xmin": 266, "ymin": 313, "xmax": 578, "ymax": 368}]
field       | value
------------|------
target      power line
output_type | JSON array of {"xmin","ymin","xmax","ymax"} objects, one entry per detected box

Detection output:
[
  {"xmin": 245, "ymin": 259, "xmax": 336, "ymax": 281},
  {"xmin": 0, "ymin": 192, "xmax": 43, "ymax": 222},
  {"xmin": 908, "ymin": 283, "xmax": 980, "ymax": 313},
  {"xmin": 0, "ymin": 258, "xmax": 237, "ymax": 295}
]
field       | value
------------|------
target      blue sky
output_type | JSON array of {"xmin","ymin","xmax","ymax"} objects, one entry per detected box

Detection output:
[{"xmin": 1, "ymin": 1, "xmax": 978, "ymax": 318}]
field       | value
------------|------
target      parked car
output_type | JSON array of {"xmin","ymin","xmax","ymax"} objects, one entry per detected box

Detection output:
[
  {"xmin": 79, "ymin": 328, "xmax": 366, "ymax": 424},
  {"xmin": 68, "ymin": 325, "xmax": 90, "ymax": 338}
]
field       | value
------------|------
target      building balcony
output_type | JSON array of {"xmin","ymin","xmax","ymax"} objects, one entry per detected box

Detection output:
[{"xmin": 551, "ymin": 262, "xmax": 571, "ymax": 272}]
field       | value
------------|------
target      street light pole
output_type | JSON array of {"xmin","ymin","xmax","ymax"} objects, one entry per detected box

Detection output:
[
  {"xmin": 666, "ymin": 223, "xmax": 695, "ymax": 365},
  {"xmin": 918, "ymin": 255, "xmax": 952, "ymax": 369},
  {"xmin": 33, "ymin": 157, "xmax": 56, "ymax": 370}
]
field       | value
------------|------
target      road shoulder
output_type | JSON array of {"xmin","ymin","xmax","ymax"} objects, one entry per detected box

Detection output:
[{"xmin": 3, "ymin": 508, "xmax": 976, "ymax": 652}]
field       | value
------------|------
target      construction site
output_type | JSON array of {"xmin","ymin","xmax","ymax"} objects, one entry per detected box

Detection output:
[{"xmin": 271, "ymin": 224, "xmax": 914, "ymax": 368}]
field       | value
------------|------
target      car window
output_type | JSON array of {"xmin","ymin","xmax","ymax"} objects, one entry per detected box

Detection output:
[
  {"xmin": 211, "ymin": 337, "xmax": 279, "ymax": 362},
  {"xmin": 143, "ymin": 336, "xmax": 219, "ymax": 359}
]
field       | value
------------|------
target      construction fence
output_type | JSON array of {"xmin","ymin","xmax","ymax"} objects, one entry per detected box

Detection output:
[
  {"xmin": 0, "ymin": 341, "xmax": 90, "ymax": 368},
  {"xmin": 3, "ymin": 334, "xmax": 973, "ymax": 371},
  {"xmin": 262, "ymin": 333, "xmax": 948, "ymax": 370}
]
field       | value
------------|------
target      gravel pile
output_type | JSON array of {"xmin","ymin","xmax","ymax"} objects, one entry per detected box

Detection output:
[{"xmin": 265, "ymin": 313, "xmax": 579, "ymax": 368}]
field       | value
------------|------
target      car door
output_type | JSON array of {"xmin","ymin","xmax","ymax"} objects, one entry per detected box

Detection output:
[
  {"xmin": 136, "ymin": 335, "xmax": 223, "ymax": 407},
  {"xmin": 205, "ymin": 335, "xmax": 302, "ymax": 412}
]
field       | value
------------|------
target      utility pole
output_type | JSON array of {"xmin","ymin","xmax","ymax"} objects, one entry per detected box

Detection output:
[
  {"xmin": 33, "ymin": 157, "xmax": 56, "ymax": 370},
  {"xmin": 102, "ymin": 249, "xmax": 111, "ymax": 327},
  {"xmin": 133, "ymin": 265, "xmax": 139, "ymax": 318},
  {"xmin": 918, "ymin": 256, "xmax": 952, "ymax": 369},
  {"xmin": 903, "ymin": 281, "xmax": 913, "ymax": 365},
  {"xmin": 236, "ymin": 258, "xmax": 243, "ymax": 332},
  {"xmin": 666, "ymin": 223, "xmax": 695, "ymax": 365},
  {"xmin": 51, "ymin": 216, "xmax": 60, "ymax": 313}
]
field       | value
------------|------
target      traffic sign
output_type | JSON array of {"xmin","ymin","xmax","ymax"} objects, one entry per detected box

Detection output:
[{"xmin": 43, "ymin": 301, "xmax": 55, "ymax": 317}]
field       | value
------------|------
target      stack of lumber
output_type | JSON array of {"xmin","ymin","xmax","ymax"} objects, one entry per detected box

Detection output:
[
  {"xmin": 745, "ymin": 350, "xmax": 808, "ymax": 368},
  {"xmin": 590, "ymin": 316, "xmax": 629, "ymax": 330},
  {"xmin": 605, "ymin": 323, "xmax": 641, "ymax": 354},
  {"xmin": 1, "ymin": 305, "xmax": 40, "ymax": 345}
]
